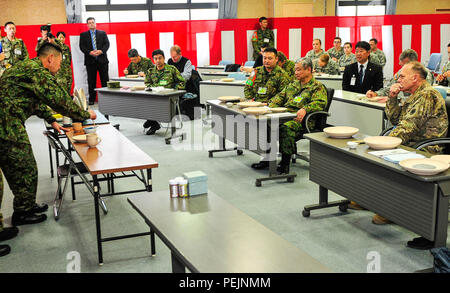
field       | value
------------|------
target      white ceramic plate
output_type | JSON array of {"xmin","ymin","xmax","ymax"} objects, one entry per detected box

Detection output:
[
  {"xmin": 72, "ymin": 135, "xmax": 87, "ymax": 143},
  {"xmin": 269, "ymin": 107, "xmax": 287, "ymax": 113},
  {"xmin": 221, "ymin": 78, "xmax": 235, "ymax": 82},
  {"xmin": 218, "ymin": 96, "xmax": 243, "ymax": 102},
  {"xmin": 323, "ymin": 126, "xmax": 359, "ymax": 138},
  {"xmin": 363, "ymin": 136, "xmax": 402, "ymax": 150},
  {"xmin": 399, "ymin": 158, "xmax": 449, "ymax": 176},
  {"xmin": 131, "ymin": 86, "xmax": 146, "ymax": 91},
  {"xmin": 126, "ymin": 75, "xmax": 139, "ymax": 78},
  {"xmin": 242, "ymin": 107, "xmax": 269, "ymax": 115},
  {"xmin": 237, "ymin": 101, "xmax": 263, "ymax": 108},
  {"xmin": 430, "ymin": 155, "xmax": 450, "ymax": 165}
]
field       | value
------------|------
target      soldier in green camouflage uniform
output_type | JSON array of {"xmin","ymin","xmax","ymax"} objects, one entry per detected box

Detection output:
[
  {"xmin": 56, "ymin": 32, "xmax": 74, "ymax": 95},
  {"xmin": 313, "ymin": 54, "xmax": 340, "ymax": 75},
  {"xmin": 143, "ymin": 49, "xmax": 185, "ymax": 135},
  {"xmin": 0, "ymin": 43, "xmax": 96, "ymax": 252},
  {"xmin": 269, "ymin": 58, "xmax": 328, "ymax": 174},
  {"xmin": 369, "ymin": 39, "xmax": 386, "ymax": 67},
  {"xmin": 327, "ymin": 37, "xmax": 344, "ymax": 62},
  {"xmin": 124, "ymin": 48, "xmax": 154, "ymax": 76},
  {"xmin": 244, "ymin": 48, "xmax": 290, "ymax": 103},
  {"xmin": 436, "ymin": 44, "xmax": 450, "ymax": 86},
  {"xmin": 0, "ymin": 22, "xmax": 29, "ymax": 77},
  {"xmin": 277, "ymin": 51, "xmax": 295, "ymax": 80},
  {"xmin": 304, "ymin": 39, "xmax": 325, "ymax": 63},
  {"xmin": 251, "ymin": 17, "xmax": 275, "ymax": 61}
]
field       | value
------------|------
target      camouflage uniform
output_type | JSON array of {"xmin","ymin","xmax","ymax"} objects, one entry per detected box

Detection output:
[
  {"xmin": 0, "ymin": 36, "xmax": 29, "ymax": 77},
  {"xmin": 304, "ymin": 49, "xmax": 326, "ymax": 63},
  {"xmin": 281, "ymin": 59, "xmax": 296, "ymax": 79},
  {"xmin": 244, "ymin": 65, "xmax": 290, "ymax": 102},
  {"xmin": 339, "ymin": 53, "xmax": 356, "ymax": 67},
  {"xmin": 251, "ymin": 29, "xmax": 275, "ymax": 61},
  {"xmin": 269, "ymin": 77, "xmax": 327, "ymax": 156},
  {"xmin": 386, "ymin": 81, "xmax": 448, "ymax": 153},
  {"xmin": 377, "ymin": 67, "xmax": 435, "ymax": 98},
  {"xmin": 0, "ymin": 58, "xmax": 91, "ymax": 231},
  {"xmin": 327, "ymin": 47, "xmax": 344, "ymax": 61},
  {"xmin": 144, "ymin": 64, "xmax": 185, "ymax": 89},
  {"xmin": 313, "ymin": 59, "xmax": 340, "ymax": 75},
  {"xmin": 370, "ymin": 49, "xmax": 386, "ymax": 67},
  {"xmin": 126, "ymin": 57, "xmax": 154, "ymax": 75},
  {"xmin": 439, "ymin": 61, "xmax": 450, "ymax": 86}
]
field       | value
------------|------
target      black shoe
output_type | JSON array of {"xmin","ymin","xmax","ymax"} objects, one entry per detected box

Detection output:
[
  {"xmin": 251, "ymin": 161, "xmax": 269, "ymax": 169},
  {"xmin": 89, "ymin": 101, "xmax": 95, "ymax": 105},
  {"xmin": 143, "ymin": 120, "xmax": 153, "ymax": 128},
  {"xmin": 11, "ymin": 211, "xmax": 47, "ymax": 226},
  {"xmin": 0, "ymin": 227, "xmax": 19, "ymax": 242},
  {"xmin": 406, "ymin": 237, "xmax": 434, "ymax": 250},
  {"xmin": 0, "ymin": 245, "xmax": 11, "ymax": 257},
  {"xmin": 146, "ymin": 124, "xmax": 161, "ymax": 135},
  {"xmin": 277, "ymin": 154, "xmax": 291, "ymax": 174},
  {"xmin": 29, "ymin": 203, "xmax": 48, "ymax": 214}
]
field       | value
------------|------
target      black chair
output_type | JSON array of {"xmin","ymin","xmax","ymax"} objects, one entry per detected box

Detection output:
[
  {"xmin": 44, "ymin": 131, "xmax": 107, "ymax": 220},
  {"xmin": 294, "ymin": 87, "xmax": 335, "ymax": 163}
]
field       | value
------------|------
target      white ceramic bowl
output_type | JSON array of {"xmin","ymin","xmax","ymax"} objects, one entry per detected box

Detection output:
[
  {"xmin": 430, "ymin": 155, "xmax": 450, "ymax": 165},
  {"xmin": 84, "ymin": 126, "xmax": 98, "ymax": 134},
  {"xmin": 323, "ymin": 126, "xmax": 359, "ymax": 138},
  {"xmin": 363, "ymin": 136, "xmax": 402, "ymax": 150},
  {"xmin": 242, "ymin": 107, "xmax": 269, "ymax": 115},
  {"xmin": 399, "ymin": 158, "xmax": 449, "ymax": 176}
]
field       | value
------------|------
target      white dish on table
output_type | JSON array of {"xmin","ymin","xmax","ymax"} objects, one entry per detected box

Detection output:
[
  {"xmin": 363, "ymin": 136, "xmax": 402, "ymax": 150},
  {"xmin": 323, "ymin": 126, "xmax": 359, "ymax": 138},
  {"xmin": 399, "ymin": 158, "xmax": 449, "ymax": 176}
]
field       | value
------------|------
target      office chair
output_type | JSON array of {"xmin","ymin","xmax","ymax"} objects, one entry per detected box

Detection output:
[
  {"xmin": 426, "ymin": 53, "xmax": 442, "ymax": 73},
  {"xmin": 219, "ymin": 60, "xmax": 233, "ymax": 66},
  {"xmin": 227, "ymin": 72, "xmax": 247, "ymax": 81},
  {"xmin": 244, "ymin": 61, "xmax": 255, "ymax": 67}
]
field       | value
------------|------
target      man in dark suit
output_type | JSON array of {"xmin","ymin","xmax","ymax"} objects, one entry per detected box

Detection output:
[
  {"xmin": 342, "ymin": 41, "xmax": 383, "ymax": 94},
  {"xmin": 79, "ymin": 17, "xmax": 110, "ymax": 105}
]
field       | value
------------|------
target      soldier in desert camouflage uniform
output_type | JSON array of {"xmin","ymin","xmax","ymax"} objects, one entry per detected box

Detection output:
[
  {"xmin": 124, "ymin": 48, "xmax": 154, "ymax": 77},
  {"xmin": 436, "ymin": 42, "xmax": 450, "ymax": 86},
  {"xmin": 304, "ymin": 39, "xmax": 325, "ymax": 63},
  {"xmin": 143, "ymin": 49, "xmax": 185, "ymax": 135},
  {"xmin": 327, "ymin": 37, "xmax": 344, "ymax": 62},
  {"xmin": 0, "ymin": 43, "xmax": 97, "ymax": 257},
  {"xmin": 313, "ymin": 54, "xmax": 340, "ymax": 76},
  {"xmin": 269, "ymin": 58, "xmax": 328, "ymax": 174},
  {"xmin": 369, "ymin": 38, "xmax": 386, "ymax": 68},
  {"xmin": 339, "ymin": 42, "xmax": 356, "ymax": 68},
  {"xmin": 0, "ymin": 21, "xmax": 29, "ymax": 77}
]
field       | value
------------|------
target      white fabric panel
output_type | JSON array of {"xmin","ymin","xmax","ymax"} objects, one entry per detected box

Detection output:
[
  {"xmin": 159, "ymin": 32, "xmax": 174, "ymax": 61},
  {"xmin": 196, "ymin": 32, "xmax": 210, "ymax": 67},
  {"xmin": 421, "ymin": 24, "xmax": 432, "ymax": 64},
  {"xmin": 313, "ymin": 28, "xmax": 325, "ymax": 49},
  {"xmin": 273, "ymin": 29, "xmax": 277, "ymax": 50},
  {"xmin": 402, "ymin": 25, "xmax": 412, "ymax": 51},
  {"xmin": 70, "ymin": 35, "xmax": 89, "ymax": 99},
  {"xmin": 440, "ymin": 24, "xmax": 450, "ymax": 72},
  {"xmin": 107, "ymin": 34, "xmax": 119, "ymax": 81},
  {"xmin": 247, "ymin": 30, "xmax": 256, "ymax": 61},
  {"xmin": 221, "ymin": 30, "xmax": 235, "ymax": 63},
  {"xmin": 382, "ymin": 25, "xmax": 394, "ymax": 79},
  {"xmin": 130, "ymin": 33, "xmax": 147, "ymax": 58},
  {"xmin": 337, "ymin": 27, "xmax": 351, "ymax": 45},
  {"xmin": 360, "ymin": 26, "xmax": 372, "ymax": 42},
  {"xmin": 289, "ymin": 28, "xmax": 302, "ymax": 61}
]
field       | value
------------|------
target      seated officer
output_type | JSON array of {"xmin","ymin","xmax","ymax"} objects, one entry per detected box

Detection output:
[
  {"xmin": 313, "ymin": 54, "xmax": 340, "ymax": 75},
  {"xmin": 269, "ymin": 58, "xmax": 327, "ymax": 174},
  {"xmin": 143, "ymin": 49, "xmax": 185, "ymax": 135},
  {"xmin": 123, "ymin": 48, "xmax": 154, "ymax": 77},
  {"xmin": 244, "ymin": 47, "xmax": 290, "ymax": 169},
  {"xmin": 277, "ymin": 51, "xmax": 295, "ymax": 78},
  {"xmin": 436, "ymin": 42, "xmax": 450, "ymax": 86},
  {"xmin": 304, "ymin": 39, "xmax": 325, "ymax": 63}
]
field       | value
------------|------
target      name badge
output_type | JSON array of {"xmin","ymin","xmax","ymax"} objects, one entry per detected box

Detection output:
[
  {"xmin": 264, "ymin": 38, "xmax": 269, "ymax": 43},
  {"xmin": 159, "ymin": 80, "xmax": 168, "ymax": 86},
  {"xmin": 63, "ymin": 55, "xmax": 66, "ymax": 60},
  {"xmin": 257, "ymin": 87, "xmax": 267, "ymax": 95},
  {"xmin": 14, "ymin": 49, "xmax": 22, "ymax": 55},
  {"xmin": 294, "ymin": 96, "xmax": 303, "ymax": 103},
  {"xmin": 350, "ymin": 76, "xmax": 356, "ymax": 86}
]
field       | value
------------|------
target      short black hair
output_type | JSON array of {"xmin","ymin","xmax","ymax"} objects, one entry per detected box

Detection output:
[
  {"xmin": 263, "ymin": 47, "xmax": 277, "ymax": 56},
  {"xmin": 260, "ymin": 43, "xmax": 269, "ymax": 49},
  {"xmin": 334, "ymin": 37, "xmax": 342, "ymax": 42},
  {"xmin": 448, "ymin": 42, "xmax": 450, "ymax": 47},
  {"xmin": 355, "ymin": 41, "xmax": 370, "ymax": 51},
  {"xmin": 4, "ymin": 21, "xmax": 15, "ymax": 27},
  {"xmin": 370, "ymin": 38, "xmax": 378, "ymax": 44},
  {"xmin": 128, "ymin": 48, "xmax": 139, "ymax": 58},
  {"xmin": 152, "ymin": 49, "xmax": 165, "ymax": 58},
  {"xmin": 37, "ymin": 42, "xmax": 62, "ymax": 57},
  {"xmin": 344, "ymin": 42, "xmax": 352, "ymax": 48},
  {"xmin": 259, "ymin": 17, "xmax": 267, "ymax": 22},
  {"xmin": 56, "ymin": 31, "xmax": 66, "ymax": 38},
  {"xmin": 40, "ymin": 25, "xmax": 50, "ymax": 32},
  {"xmin": 86, "ymin": 17, "xmax": 95, "ymax": 23}
]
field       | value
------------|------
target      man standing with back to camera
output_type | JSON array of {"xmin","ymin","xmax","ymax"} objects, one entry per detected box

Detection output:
[{"xmin": 79, "ymin": 17, "xmax": 110, "ymax": 105}]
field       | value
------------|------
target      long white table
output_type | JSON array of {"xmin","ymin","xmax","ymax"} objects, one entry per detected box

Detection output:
[
  {"xmin": 199, "ymin": 80, "xmax": 245, "ymax": 105},
  {"xmin": 110, "ymin": 76, "xmax": 145, "ymax": 87},
  {"xmin": 314, "ymin": 74, "xmax": 343, "ymax": 90},
  {"xmin": 327, "ymin": 90, "xmax": 386, "ymax": 136}
]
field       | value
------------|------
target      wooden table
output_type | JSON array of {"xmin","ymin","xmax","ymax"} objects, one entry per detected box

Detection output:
[
  {"xmin": 127, "ymin": 190, "xmax": 331, "ymax": 273},
  {"xmin": 303, "ymin": 132, "xmax": 450, "ymax": 248},
  {"xmin": 327, "ymin": 90, "xmax": 387, "ymax": 136},
  {"xmin": 206, "ymin": 100, "xmax": 297, "ymax": 186},
  {"xmin": 96, "ymin": 87, "xmax": 186, "ymax": 144},
  {"xmin": 67, "ymin": 124, "xmax": 159, "ymax": 264}
]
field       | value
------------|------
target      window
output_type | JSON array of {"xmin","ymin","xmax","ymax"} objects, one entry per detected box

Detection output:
[
  {"xmin": 336, "ymin": 0, "xmax": 386, "ymax": 16},
  {"xmin": 83, "ymin": 0, "xmax": 219, "ymax": 22}
]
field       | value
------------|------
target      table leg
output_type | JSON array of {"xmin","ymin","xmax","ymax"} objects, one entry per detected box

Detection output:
[
  {"xmin": 171, "ymin": 251, "xmax": 185, "ymax": 273},
  {"xmin": 147, "ymin": 169, "xmax": 152, "ymax": 192},
  {"xmin": 48, "ymin": 143, "xmax": 54, "ymax": 178},
  {"xmin": 150, "ymin": 228, "xmax": 156, "ymax": 256},
  {"xmin": 302, "ymin": 185, "xmax": 350, "ymax": 217},
  {"xmin": 93, "ymin": 175, "xmax": 104, "ymax": 265},
  {"xmin": 433, "ymin": 190, "xmax": 449, "ymax": 247}
]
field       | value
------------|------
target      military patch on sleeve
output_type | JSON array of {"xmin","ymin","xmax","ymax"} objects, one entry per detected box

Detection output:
[{"xmin": 252, "ymin": 31, "xmax": 258, "ymax": 42}]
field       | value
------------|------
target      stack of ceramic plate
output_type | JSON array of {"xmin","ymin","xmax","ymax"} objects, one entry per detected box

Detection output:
[
  {"xmin": 218, "ymin": 96, "xmax": 243, "ymax": 102},
  {"xmin": 323, "ymin": 126, "xmax": 359, "ymax": 138},
  {"xmin": 399, "ymin": 158, "xmax": 449, "ymax": 176},
  {"xmin": 363, "ymin": 136, "xmax": 402, "ymax": 150},
  {"xmin": 237, "ymin": 101, "xmax": 263, "ymax": 108},
  {"xmin": 242, "ymin": 107, "xmax": 269, "ymax": 115}
]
